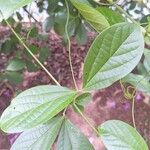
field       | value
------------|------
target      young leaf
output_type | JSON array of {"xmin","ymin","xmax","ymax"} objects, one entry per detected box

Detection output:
[
  {"xmin": 0, "ymin": 85, "xmax": 76, "ymax": 133},
  {"xmin": 6, "ymin": 58, "xmax": 26, "ymax": 71},
  {"xmin": 11, "ymin": 117, "xmax": 64, "ymax": 150},
  {"xmin": 98, "ymin": 120, "xmax": 149, "ymax": 150},
  {"xmin": 83, "ymin": 23, "xmax": 144, "ymax": 90},
  {"xmin": 0, "ymin": 0, "xmax": 33, "ymax": 20},
  {"xmin": 70, "ymin": 0, "xmax": 110, "ymax": 32},
  {"xmin": 96, "ymin": 7, "xmax": 125, "ymax": 25},
  {"xmin": 122, "ymin": 73, "xmax": 150, "ymax": 94},
  {"xmin": 57, "ymin": 119, "xmax": 94, "ymax": 150}
]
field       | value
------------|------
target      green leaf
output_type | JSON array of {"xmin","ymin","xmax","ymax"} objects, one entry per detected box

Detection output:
[
  {"xmin": 75, "ymin": 22, "xmax": 87, "ymax": 45},
  {"xmin": 144, "ymin": 49, "xmax": 150, "ymax": 72},
  {"xmin": 83, "ymin": 23, "xmax": 144, "ymax": 90},
  {"xmin": 6, "ymin": 71, "xmax": 23, "ymax": 84},
  {"xmin": 70, "ymin": 0, "xmax": 109, "ymax": 32},
  {"xmin": 57, "ymin": 119, "xmax": 94, "ymax": 150},
  {"xmin": 0, "ymin": 0, "xmax": 33, "ymax": 20},
  {"xmin": 6, "ymin": 58, "xmax": 26, "ymax": 71},
  {"xmin": 75, "ymin": 93, "xmax": 91, "ymax": 106},
  {"xmin": 122, "ymin": 73, "xmax": 150, "ymax": 94},
  {"xmin": 43, "ymin": 15, "xmax": 54, "ymax": 32},
  {"xmin": 0, "ymin": 85, "xmax": 76, "ymax": 133},
  {"xmin": 11, "ymin": 117, "xmax": 64, "ymax": 150},
  {"xmin": 96, "ymin": 7, "xmax": 125, "ymax": 25},
  {"xmin": 39, "ymin": 47, "xmax": 50, "ymax": 63},
  {"xmin": 98, "ymin": 120, "xmax": 148, "ymax": 150}
]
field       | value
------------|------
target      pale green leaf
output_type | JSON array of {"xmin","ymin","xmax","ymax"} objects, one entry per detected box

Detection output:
[
  {"xmin": 122, "ymin": 73, "xmax": 150, "ymax": 94},
  {"xmin": 96, "ymin": 7, "xmax": 125, "ymax": 25},
  {"xmin": 83, "ymin": 23, "xmax": 144, "ymax": 90},
  {"xmin": 6, "ymin": 58, "xmax": 26, "ymax": 71},
  {"xmin": 144, "ymin": 49, "xmax": 150, "ymax": 72},
  {"xmin": 57, "ymin": 119, "xmax": 94, "ymax": 150},
  {"xmin": 98, "ymin": 120, "xmax": 148, "ymax": 150},
  {"xmin": 11, "ymin": 117, "xmax": 64, "ymax": 150},
  {"xmin": 75, "ymin": 93, "xmax": 91, "ymax": 106},
  {"xmin": 70, "ymin": 0, "xmax": 110, "ymax": 32},
  {"xmin": 0, "ymin": 0, "xmax": 33, "ymax": 20},
  {"xmin": 0, "ymin": 85, "xmax": 76, "ymax": 133}
]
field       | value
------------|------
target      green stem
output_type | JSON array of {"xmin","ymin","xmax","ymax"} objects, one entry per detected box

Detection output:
[
  {"xmin": 65, "ymin": 0, "xmax": 79, "ymax": 91},
  {"xmin": 73, "ymin": 103, "xmax": 99, "ymax": 135},
  {"xmin": 132, "ymin": 97, "xmax": 136, "ymax": 129},
  {"xmin": 5, "ymin": 19, "xmax": 60, "ymax": 86}
]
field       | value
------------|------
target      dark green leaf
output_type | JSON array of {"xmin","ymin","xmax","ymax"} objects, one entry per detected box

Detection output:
[
  {"xmin": 39, "ymin": 47, "xmax": 50, "ymax": 63},
  {"xmin": 83, "ymin": 23, "xmax": 144, "ymax": 90},
  {"xmin": 98, "ymin": 120, "xmax": 148, "ymax": 150},
  {"xmin": 75, "ymin": 22, "xmax": 87, "ymax": 45},
  {"xmin": 6, "ymin": 71, "xmax": 23, "ymax": 84},
  {"xmin": 11, "ymin": 117, "xmax": 64, "ymax": 150},
  {"xmin": 0, "ymin": 85, "xmax": 76, "ymax": 133},
  {"xmin": 43, "ymin": 15, "xmax": 54, "ymax": 32},
  {"xmin": 57, "ymin": 119, "xmax": 94, "ymax": 150},
  {"xmin": 6, "ymin": 58, "xmax": 26, "ymax": 71}
]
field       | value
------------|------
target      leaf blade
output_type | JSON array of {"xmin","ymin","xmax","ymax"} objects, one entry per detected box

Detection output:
[
  {"xmin": 0, "ymin": 85, "xmax": 76, "ymax": 133},
  {"xmin": 11, "ymin": 117, "xmax": 64, "ymax": 150},
  {"xmin": 83, "ymin": 23, "xmax": 144, "ymax": 90},
  {"xmin": 57, "ymin": 119, "xmax": 94, "ymax": 150},
  {"xmin": 70, "ymin": 0, "xmax": 110, "ymax": 32},
  {"xmin": 98, "ymin": 120, "xmax": 149, "ymax": 150}
]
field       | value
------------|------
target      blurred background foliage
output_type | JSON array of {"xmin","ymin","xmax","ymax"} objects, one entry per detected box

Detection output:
[{"xmin": 0, "ymin": 0, "xmax": 150, "ymax": 85}]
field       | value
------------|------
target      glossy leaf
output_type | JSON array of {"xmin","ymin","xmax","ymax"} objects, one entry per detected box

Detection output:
[
  {"xmin": 0, "ymin": 0, "xmax": 33, "ymax": 20},
  {"xmin": 123, "ymin": 73, "xmax": 150, "ymax": 94},
  {"xmin": 70, "ymin": 0, "xmax": 109, "ymax": 32},
  {"xmin": 96, "ymin": 7, "xmax": 125, "ymax": 25},
  {"xmin": 0, "ymin": 85, "xmax": 76, "ymax": 133},
  {"xmin": 83, "ymin": 23, "xmax": 144, "ymax": 90},
  {"xmin": 98, "ymin": 120, "xmax": 148, "ymax": 150},
  {"xmin": 6, "ymin": 58, "xmax": 26, "ymax": 71},
  {"xmin": 11, "ymin": 117, "xmax": 64, "ymax": 150},
  {"xmin": 57, "ymin": 119, "xmax": 94, "ymax": 150}
]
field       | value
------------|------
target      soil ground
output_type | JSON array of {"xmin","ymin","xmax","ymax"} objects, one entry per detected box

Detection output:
[{"xmin": 0, "ymin": 31, "xmax": 150, "ymax": 150}]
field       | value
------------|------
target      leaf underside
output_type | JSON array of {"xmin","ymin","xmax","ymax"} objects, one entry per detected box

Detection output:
[
  {"xmin": 0, "ymin": 85, "xmax": 76, "ymax": 133},
  {"xmin": 98, "ymin": 120, "xmax": 149, "ymax": 150},
  {"xmin": 11, "ymin": 117, "xmax": 64, "ymax": 150}
]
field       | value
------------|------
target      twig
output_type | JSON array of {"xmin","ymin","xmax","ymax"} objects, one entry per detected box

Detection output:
[
  {"xmin": 4, "ymin": 19, "xmax": 60, "ymax": 86},
  {"xmin": 64, "ymin": 0, "xmax": 79, "ymax": 91},
  {"xmin": 73, "ymin": 103, "xmax": 99, "ymax": 135}
]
